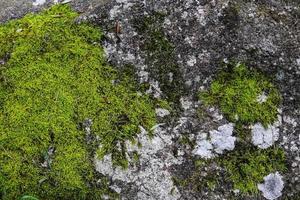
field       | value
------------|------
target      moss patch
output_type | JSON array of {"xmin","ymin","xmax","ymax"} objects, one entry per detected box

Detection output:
[
  {"xmin": 134, "ymin": 12, "xmax": 184, "ymax": 107},
  {"xmin": 0, "ymin": 5, "xmax": 156, "ymax": 199},
  {"xmin": 200, "ymin": 63, "xmax": 281, "ymax": 126},
  {"xmin": 219, "ymin": 145, "xmax": 286, "ymax": 194},
  {"xmin": 177, "ymin": 62, "xmax": 286, "ymax": 196},
  {"xmin": 173, "ymin": 145, "xmax": 286, "ymax": 196}
]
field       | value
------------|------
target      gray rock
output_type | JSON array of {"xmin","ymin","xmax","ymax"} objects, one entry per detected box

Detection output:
[
  {"xmin": 95, "ymin": 125, "xmax": 183, "ymax": 200},
  {"xmin": 1, "ymin": 0, "xmax": 300, "ymax": 198}
]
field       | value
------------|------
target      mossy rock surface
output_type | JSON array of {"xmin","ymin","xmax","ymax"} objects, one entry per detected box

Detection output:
[
  {"xmin": 0, "ymin": 0, "xmax": 299, "ymax": 199},
  {"xmin": 0, "ymin": 5, "xmax": 157, "ymax": 199},
  {"xmin": 200, "ymin": 63, "xmax": 281, "ymax": 126},
  {"xmin": 195, "ymin": 63, "xmax": 286, "ymax": 196},
  {"xmin": 133, "ymin": 12, "xmax": 184, "ymax": 107},
  {"xmin": 219, "ymin": 145, "xmax": 286, "ymax": 194}
]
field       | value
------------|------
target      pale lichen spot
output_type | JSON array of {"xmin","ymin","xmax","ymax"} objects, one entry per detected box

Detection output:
[
  {"xmin": 32, "ymin": 0, "xmax": 46, "ymax": 6},
  {"xmin": 257, "ymin": 91, "xmax": 268, "ymax": 103},
  {"xmin": 193, "ymin": 123, "xmax": 236, "ymax": 158},
  {"xmin": 258, "ymin": 172, "xmax": 284, "ymax": 200}
]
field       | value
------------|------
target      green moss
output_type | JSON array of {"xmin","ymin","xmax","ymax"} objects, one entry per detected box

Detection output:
[
  {"xmin": 174, "ymin": 147, "xmax": 286, "ymax": 196},
  {"xmin": 21, "ymin": 195, "xmax": 39, "ymax": 200},
  {"xmin": 134, "ymin": 12, "xmax": 184, "ymax": 107},
  {"xmin": 200, "ymin": 63, "xmax": 281, "ymax": 126},
  {"xmin": 191, "ymin": 63, "xmax": 286, "ymax": 196},
  {"xmin": 219, "ymin": 146, "xmax": 286, "ymax": 194},
  {"xmin": 132, "ymin": 151, "xmax": 140, "ymax": 163},
  {"xmin": 0, "ymin": 5, "xmax": 156, "ymax": 199}
]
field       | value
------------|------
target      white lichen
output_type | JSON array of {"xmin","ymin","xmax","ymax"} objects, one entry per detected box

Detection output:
[
  {"xmin": 258, "ymin": 172, "xmax": 284, "ymax": 200},
  {"xmin": 155, "ymin": 108, "xmax": 170, "ymax": 117},
  {"xmin": 257, "ymin": 91, "xmax": 268, "ymax": 103},
  {"xmin": 210, "ymin": 123, "xmax": 236, "ymax": 154},
  {"xmin": 193, "ymin": 123, "xmax": 236, "ymax": 158},
  {"xmin": 95, "ymin": 125, "xmax": 182, "ymax": 200},
  {"xmin": 187, "ymin": 55, "xmax": 197, "ymax": 67},
  {"xmin": 192, "ymin": 139, "xmax": 214, "ymax": 159},
  {"xmin": 32, "ymin": 0, "xmax": 46, "ymax": 6},
  {"xmin": 251, "ymin": 123, "xmax": 279, "ymax": 149},
  {"xmin": 180, "ymin": 97, "xmax": 193, "ymax": 110}
]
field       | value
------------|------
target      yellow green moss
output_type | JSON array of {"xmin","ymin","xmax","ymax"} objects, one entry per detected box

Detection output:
[
  {"xmin": 195, "ymin": 63, "xmax": 286, "ymax": 196},
  {"xmin": 173, "ymin": 146, "xmax": 286, "ymax": 196},
  {"xmin": 0, "ymin": 5, "xmax": 156, "ymax": 199},
  {"xmin": 219, "ymin": 146, "xmax": 286, "ymax": 194},
  {"xmin": 200, "ymin": 63, "xmax": 281, "ymax": 126}
]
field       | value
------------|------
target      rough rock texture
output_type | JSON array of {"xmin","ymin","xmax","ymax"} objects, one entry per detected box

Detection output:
[
  {"xmin": 0, "ymin": 0, "xmax": 299, "ymax": 199},
  {"xmin": 95, "ymin": 125, "xmax": 183, "ymax": 200}
]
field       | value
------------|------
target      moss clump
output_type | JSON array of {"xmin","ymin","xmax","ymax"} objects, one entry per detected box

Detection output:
[
  {"xmin": 134, "ymin": 12, "xmax": 184, "ymax": 107},
  {"xmin": 200, "ymin": 63, "xmax": 281, "ymax": 126},
  {"xmin": 0, "ymin": 5, "xmax": 156, "ymax": 199},
  {"xmin": 219, "ymin": 146, "xmax": 286, "ymax": 194},
  {"xmin": 194, "ymin": 62, "xmax": 286, "ymax": 196},
  {"xmin": 173, "ymin": 146, "xmax": 286, "ymax": 196}
]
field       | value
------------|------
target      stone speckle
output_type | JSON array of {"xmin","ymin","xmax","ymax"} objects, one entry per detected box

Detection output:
[
  {"xmin": 257, "ymin": 91, "xmax": 268, "ymax": 103},
  {"xmin": 155, "ymin": 108, "xmax": 170, "ymax": 118}
]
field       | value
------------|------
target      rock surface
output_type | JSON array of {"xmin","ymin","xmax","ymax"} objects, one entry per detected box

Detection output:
[{"xmin": 0, "ymin": 0, "xmax": 299, "ymax": 199}]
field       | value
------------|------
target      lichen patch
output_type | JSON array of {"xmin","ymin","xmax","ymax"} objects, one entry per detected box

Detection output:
[
  {"xmin": 193, "ymin": 123, "xmax": 236, "ymax": 158},
  {"xmin": 258, "ymin": 172, "xmax": 284, "ymax": 200},
  {"xmin": 251, "ymin": 122, "xmax": 280, "ymax": 149}
]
